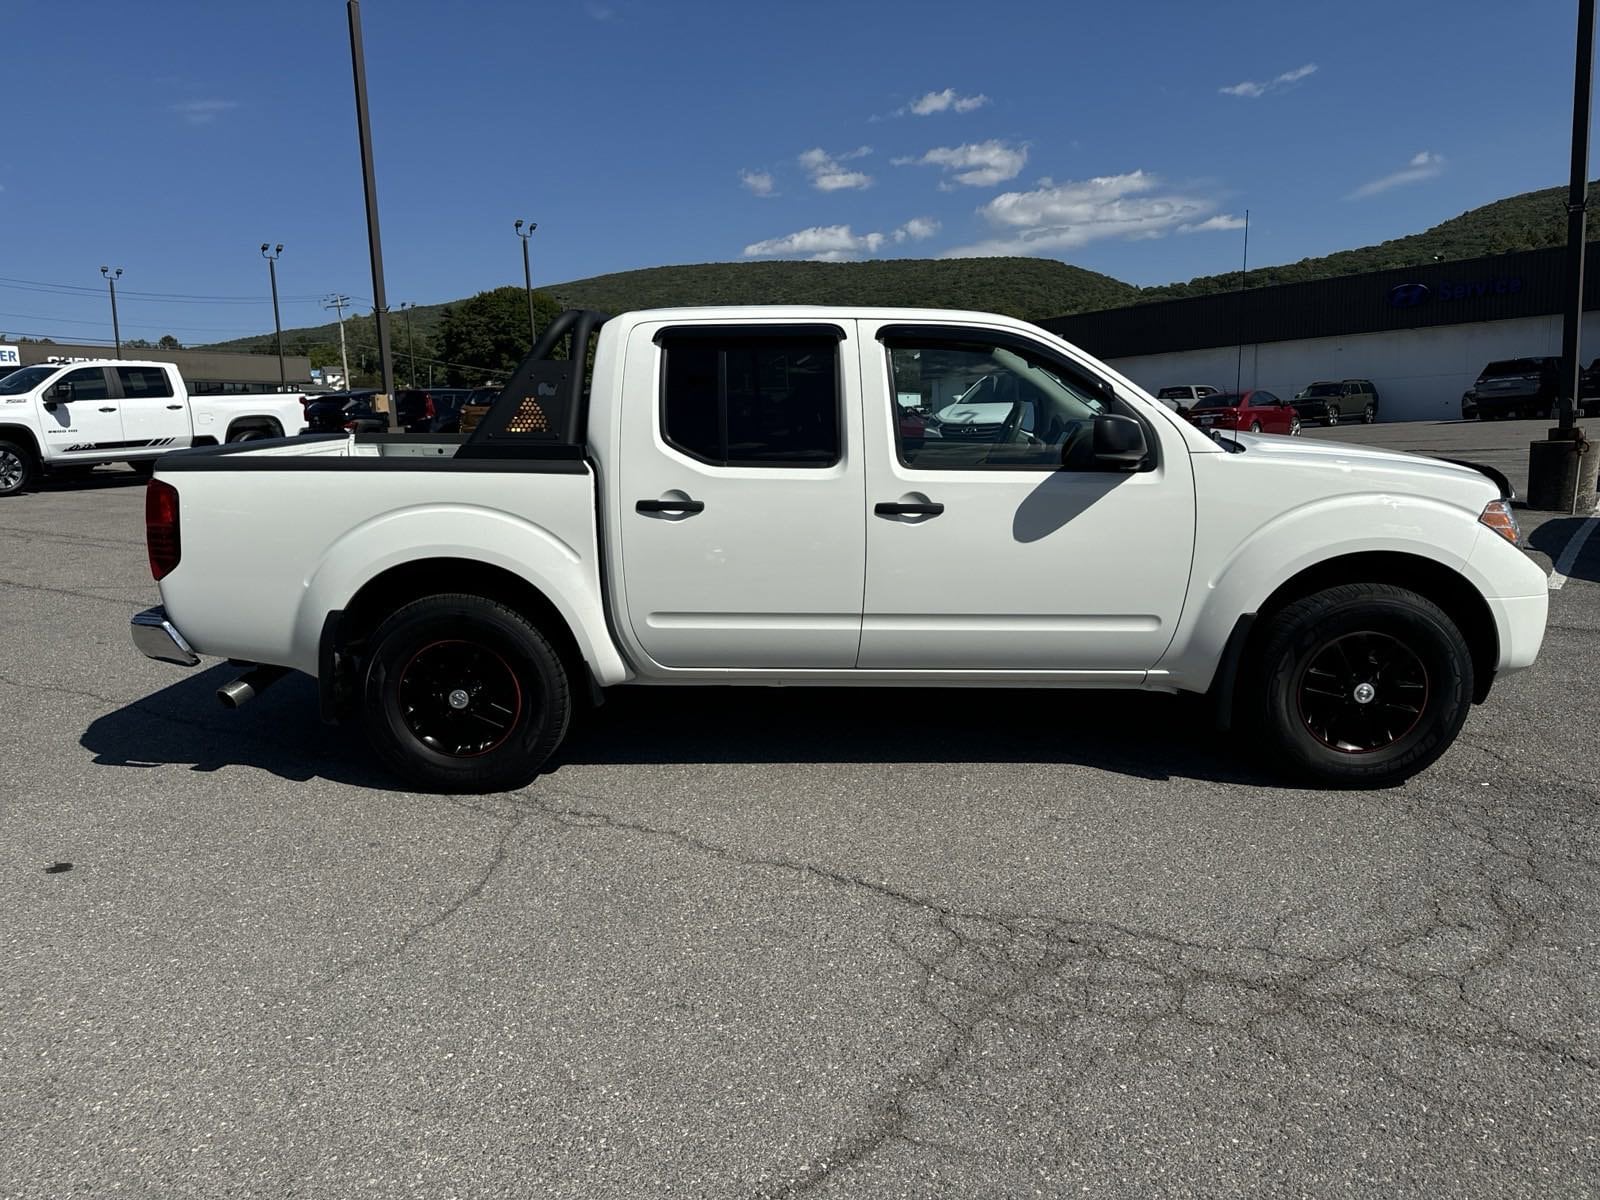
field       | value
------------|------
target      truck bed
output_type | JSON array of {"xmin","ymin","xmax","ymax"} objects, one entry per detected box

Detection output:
[{"xmin": 154, "ymin": 433, "xmax": 606, "ymax": 676}]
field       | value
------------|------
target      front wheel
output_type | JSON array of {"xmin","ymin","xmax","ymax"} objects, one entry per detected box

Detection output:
[
  {"xmin": 0, "ymin": 440, "xmax": 37, "ymax": 497},
  {"xmin": 1251, "ymin": 583, "xmax": 1473, "ymax": 786},
  {"xmin": 1289, "ymin": 415, "xmax": 1302, "ymax": 436},
  {"xmin": 1249, "ymin": 421, "xmax": 1263, "ymax": 433},
  {"xmin": 361, "ymin": 594, "xmax": 572, "ymax": 792},
  {"xmin": 1324, "ymin": 406, "xmax": 1340, "ymax": 427}
]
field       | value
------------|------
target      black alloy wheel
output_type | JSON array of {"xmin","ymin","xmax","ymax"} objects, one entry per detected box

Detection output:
[
  {"xmin": 1295, "ymin": 632, "xmax": 1428, "ymax": 753},
  {"xmin": 396, "ymin": 640, "xmax": 524, "ymax": 757},
  {"xmin": 362, "ymin": 593, "xmax": 571, "ymax": 792},
  {"xmin": 1252, "ymin": 582, "xmax": 1472, "ymax": 785}
]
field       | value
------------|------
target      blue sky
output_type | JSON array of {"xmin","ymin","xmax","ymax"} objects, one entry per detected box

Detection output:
[{"xmin": 0, "ymin": 0, "xmax": 1589, "ymax": 346}]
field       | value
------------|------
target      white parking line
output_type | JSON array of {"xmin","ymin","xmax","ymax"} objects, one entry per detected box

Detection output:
[{"xmin": 1548, "ymin": 501, "xmax": 1600, "ymax": 591}]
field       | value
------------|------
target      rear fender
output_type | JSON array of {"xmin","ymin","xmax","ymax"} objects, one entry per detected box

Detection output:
[{"xmin": 292, "ymin": 504, "xmax": 629, "ymax": 685}]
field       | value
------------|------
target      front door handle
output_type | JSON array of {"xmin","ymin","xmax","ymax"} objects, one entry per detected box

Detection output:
[
  {"xmin": 874, "ymin": 501, "xmax": 944, "ymax": 517},
  {"xmin": 98, "ymin": 406, "xmax": 117, "ymax": 413},
  {"xmin": 165, "ymin": 404, "xmax": 183, "ymax": 410},
  {"xmin": 636, "ymin": 497, "xmax": 705, "ymax": 515}
]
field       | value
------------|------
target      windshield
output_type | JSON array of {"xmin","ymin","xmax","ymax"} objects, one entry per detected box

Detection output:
[
  {"xmin": 0, "ymin": 365, "xmax": 57, "ymax": 395},
  {"xmin": 1481, "ymin": 359, "xmax": 1544, "ymax": 378},
  {"xmin": 1191, "ymin": 392, "xmax": 1242, "ymax": 410},
  {"xmin": 1156, "ymin": 387, "xmax": 1191, "ymax": 399},
  {"xmin": 1302, "ymin": 383, "xmax": 1341, "ymax": 397}
]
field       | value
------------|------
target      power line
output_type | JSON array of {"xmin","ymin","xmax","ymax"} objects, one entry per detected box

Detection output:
[{"xmin": 0, "ymin": 274, "xmax": 328, "ymax": 303}]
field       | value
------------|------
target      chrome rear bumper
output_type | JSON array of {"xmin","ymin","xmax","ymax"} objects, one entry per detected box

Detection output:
[{"xmin": 131, "ymin": 606, "xmax": 200, "ymax": 667}]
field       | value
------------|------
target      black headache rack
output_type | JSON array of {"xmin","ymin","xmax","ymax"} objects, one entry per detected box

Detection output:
[{"xmin": 456, "ymin": 309, "xmax": 609, "ymax": 461}]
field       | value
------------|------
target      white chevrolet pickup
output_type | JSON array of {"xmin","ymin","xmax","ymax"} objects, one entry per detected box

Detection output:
[
  {"xmin": 130, "ymin": 307, "xmax": 1548, "ymax": 791},
  {"xmin": 0, "ymin": 360, "xmax": 307, "ymax": 495}
]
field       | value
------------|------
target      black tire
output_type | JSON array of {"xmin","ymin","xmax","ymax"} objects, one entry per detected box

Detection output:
[
  {"xmin": 1249, "ymin": 421, "xmax": 1263, "ymax": 433},
  {"xmin": 0, "ymin": 439, "xmax": 37, "ymax": 497},
  {"xmin": 1362, "ymin": 402, "xmax": 1377, "ymax": 424},
  {"xmin": 1324, "ymin": 405, "xmax": 1340, "ymax": 427},
  {"xmin": 361, "ymin": 593, "xmax": 571, "ymax": 792},
  {"xmin": 126, "ymin": 460, "xmax": 156, "ymax": 477},
  {"xmin": 1250, "ymin": 583, "xmax": 1473, "ymax": 786},
  {"xmin": 227, "ymin": 421, "xmax": 280, "ymax": 444}
]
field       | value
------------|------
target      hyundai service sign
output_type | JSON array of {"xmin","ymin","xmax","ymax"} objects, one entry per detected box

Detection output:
[{"xmin": 0, "ymin": 345, "xmax": 20, "ymax": 369}]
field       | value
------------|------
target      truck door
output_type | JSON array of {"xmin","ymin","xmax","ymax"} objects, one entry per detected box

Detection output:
[
  {"xmin": 616, "ymin": 320, "xmax": 866, "ymax": 669},
  {"xmin": 856, "ymin": 320, "xmax": 1195, "ymax": 674},
  {"xmin": 115, "ymin": 365, "xmax": 192, "ymax": 450},
  {"xmin": 40, "ymin": 367, "xmax": 124, "ymax": 460}
]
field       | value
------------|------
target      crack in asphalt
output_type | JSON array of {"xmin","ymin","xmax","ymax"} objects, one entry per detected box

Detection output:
[{"xmin": 516, "ymin": 778, "xmax": 1600, "ymax": 1197}]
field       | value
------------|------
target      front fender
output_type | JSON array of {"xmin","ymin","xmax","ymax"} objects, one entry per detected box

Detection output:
[
  {"xmin": 1155, "ymin": 493, "xmax": 1485, "ymax": 692},
  {"xmin": 292, "ymin": 503, "xmax": 630, "ymax": 685}
]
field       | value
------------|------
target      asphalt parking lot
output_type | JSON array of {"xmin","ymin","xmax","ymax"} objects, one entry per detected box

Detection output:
[{"xmin": 3, "ymin": 422, "xmax": 1598, "ymax": 1199}]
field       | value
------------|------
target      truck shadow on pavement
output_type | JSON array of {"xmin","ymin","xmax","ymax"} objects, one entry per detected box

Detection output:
[
  {"xmin": 84, "ymin": 668, "xmax": 1283, "ymax": 789},
  {"xmin": 1527, "ymin": 516, "xmax": 1600, "ymax": 584}
]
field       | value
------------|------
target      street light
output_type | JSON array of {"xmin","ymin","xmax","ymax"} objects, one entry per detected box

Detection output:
[
  {"xmin": 261, "ymin": 243, "xmax": 286, "ymax": 391},
  {"xmin": 514, "ymin": 218, "xmax": 537, "ymax": 349},
  {"xmin": 100, "ymin": 266, "xmax": 122, "ymax": 358},
  {"xmin": 400, "ymin": 301, "xmax": 417, "ymax": 388}
]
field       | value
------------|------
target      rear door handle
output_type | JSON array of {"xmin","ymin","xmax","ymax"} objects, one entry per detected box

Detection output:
[
  {"xmin": 636, "ymin": 498, "xmax": 705, "ymax": 515},
  {"xmin": 165, "ymin": 404, "xmax": 183, "ymax": 410},
  {"xmin": 98, "ymin": 406, "xmax": 117, "ymax": 413},
  {"xmin": 874, "ymin": 501, "xmax": 944, "ymax": 517}
]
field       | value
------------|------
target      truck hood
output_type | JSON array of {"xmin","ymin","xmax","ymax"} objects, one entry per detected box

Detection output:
[{"xmin": 1211, "ymin": 432, "xmax": 1503, "ymax": 503}]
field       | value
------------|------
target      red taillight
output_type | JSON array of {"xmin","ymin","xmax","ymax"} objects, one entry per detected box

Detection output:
[
  {"xmin": 344, "ymin": 419, "xmax": 361, "ymax": 432},
  {"xmin": 146, "ymin": 479, "xmax": 181, "ymax": 581}
]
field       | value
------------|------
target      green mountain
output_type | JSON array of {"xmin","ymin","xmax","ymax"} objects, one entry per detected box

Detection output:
[
  {"xmin": 202, "ymin": 256, "xmax": 1139, "ymax": 357},
  {"xmin": 1140, "ymin": 179, "xmax": 1591, "ymax": 302},
  {"xmin": 203, "ymin": 180, "xmax": 1593, "ymax": 373}
]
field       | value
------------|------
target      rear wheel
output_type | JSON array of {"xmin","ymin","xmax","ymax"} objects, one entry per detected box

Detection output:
[
  {"xmin": 361, "ymin": 593, "xmax": 571, "ymax": 792},
  {"xmin": 1250, "ymin": 583, "xmax": 1473, "ymax": 786},
  {"xmin": 0, "ymin": 440, "xmax": 35, "ymax": 496},
  {"xmin": 1362, "ymin": 402, "xmax": 1377, "ymax": 423}
]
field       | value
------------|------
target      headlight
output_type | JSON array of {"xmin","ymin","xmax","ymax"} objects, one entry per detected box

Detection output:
[{"xmin": 1478, "ymin": 499, "xmax": 1520, "ymax": 545}]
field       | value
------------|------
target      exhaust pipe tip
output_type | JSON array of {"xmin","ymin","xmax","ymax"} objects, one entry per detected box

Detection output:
[
  {"xmin": 217, "ymin": 679, "xmax": 255, "ymax": 709},
  {"xmin": 216, "ymin": 665, "xmax": 288, "ymax": 710}
]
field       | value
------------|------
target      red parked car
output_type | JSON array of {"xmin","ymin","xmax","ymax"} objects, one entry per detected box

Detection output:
[{"xmin": 1183, "ymin": 389, "xmax": 1301, "ymax": 436}]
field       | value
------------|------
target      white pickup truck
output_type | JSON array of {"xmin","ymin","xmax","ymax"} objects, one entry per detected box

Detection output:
[
  {"xmin": 130, "ymin": 306, "xmax": 1548, "ymax": 791},
  {"xmin": 0, "ymin": 360, "xmax": 307, "ymax": 495}
]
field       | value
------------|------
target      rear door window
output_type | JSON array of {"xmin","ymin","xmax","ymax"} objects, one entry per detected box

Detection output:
[{"xmin": 116, "ymin": 366, "xmax": 175, "ymax": 398}]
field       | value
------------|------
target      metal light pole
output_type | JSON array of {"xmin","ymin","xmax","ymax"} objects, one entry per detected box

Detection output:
[
  {"xmin": 515, "ymin": 218, "xmax": 537, "ymax": 348},
  {"xmin": 1528, "ymin": 0, "xmax": 1600, "ymax": 511},
  {"xmin": 261, "ymin": 243, "xmax": 286, "ymax": 391},
  {"xmin": 400, "ymin": 301, "xmax": 417, "ymax": 387},
  {"xmin": 347, "ymin": 0, "xmax": 396, "ymax": 421},
  {"xmin": 1234, "ymin": 210, "xmax": 1249, "ymax": 394},
  {"xmin": 324, "ymin": 294, "xmax": 351, "ymax": 388},
  {"xmin": 100, "ymin": 266, "xmax": 122, "ymax": 357}
]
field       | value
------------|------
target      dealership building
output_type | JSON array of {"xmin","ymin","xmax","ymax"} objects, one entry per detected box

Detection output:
[
  {"xmin": 0, "ymin": 341, "xmax": 311, "ymax": 394},
  {"xmin": 1042, "ymin": 244, "xmax": 1600, "ymax": 422}
]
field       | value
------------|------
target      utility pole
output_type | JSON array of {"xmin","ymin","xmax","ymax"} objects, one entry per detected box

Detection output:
[
  {"xmin": 100, "ymin": 266, "xmax": 122, "ymax": 357},
  {"xmin": 1234, "ymin": 210, "xmax": 1249, "ymax": 394},
  {"xmin": 515, "ymin": 218, "xmax": 537, "ymax": 348},
  {"xmin": 400, "ymin": 301, "xmax": 417, "ymax": 387},
  {"xmin": 1528, "ymin": 0, "xmax": 1600, "ymax": 510},
  {"xmin": 261, "ymin": 243, "xmax": 286, "ymax": 391},
  {"xmin": 324, "ymin": 294, "xmax": 352, "ymax": 388},
  {"xmin": 347, "ymin": 0, "xmax": 396, "ymax": 420}
]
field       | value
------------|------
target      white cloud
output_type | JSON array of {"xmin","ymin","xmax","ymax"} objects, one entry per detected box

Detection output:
[
  {"xmin": 798, "ymin": 146, "xmax": 874, "ymax": 191},
  {"xmin": 1219, "ymin": 62, "xmax": 1317, "ymax": 98},
  {"xmin": 1348, "ymin": 151, "xmax": 1445, "ymax": 199},
  {"xmin": 895, "ymin": 140, "xmax": 1027, "ymax": 188},
  {"xmin": 744, "ymin": 225, "xmax": 885, "ymax": 259},
  {"xmin": 943, "ymin": 170, "xmax": 1216, "ymax": 257},
  {"xmin": 171, "ymin": 98, "xmax": 238, "ymax": 125},
  {"xmin": 905, "ymin": 88, "xmax": 990, "ymax": 116},
  {"xmin": 893, "ymin": 217, "xmax": 940, "ymax": 242},
  {"xmin": 1178, "ymin": 213, "xmax": 1247, "ymax": 234},
  {"xmin": 739, "ymin": 169, "xmax": 776, "ymax": 197}
]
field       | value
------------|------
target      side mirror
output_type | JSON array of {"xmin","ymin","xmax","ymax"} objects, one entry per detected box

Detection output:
[
  {"xmin": 44, "ymin": 382, "xmax": 72, "ymax": 410},
  {"xmin": 1089, "ymin": 413, "xmax": 1148, "ymax": 469}
]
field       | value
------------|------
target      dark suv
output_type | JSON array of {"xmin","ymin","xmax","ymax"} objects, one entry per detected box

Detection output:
[
  {"xmin": 1461, "ymin": 357, "xmax": 1600, "ymax": 420},
  {"xmin": 1292, "ymin": 379, "xmax": 1379, "ymax": 426}
]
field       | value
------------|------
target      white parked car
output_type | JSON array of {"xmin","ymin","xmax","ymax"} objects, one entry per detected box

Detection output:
[
  {"xmin": 131, "ymin": 306, "xmax": 1548, "ymax": 791},
  {"xmin": 0, "ymin": 360, "xmax": 307, "ymax": 494}
]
